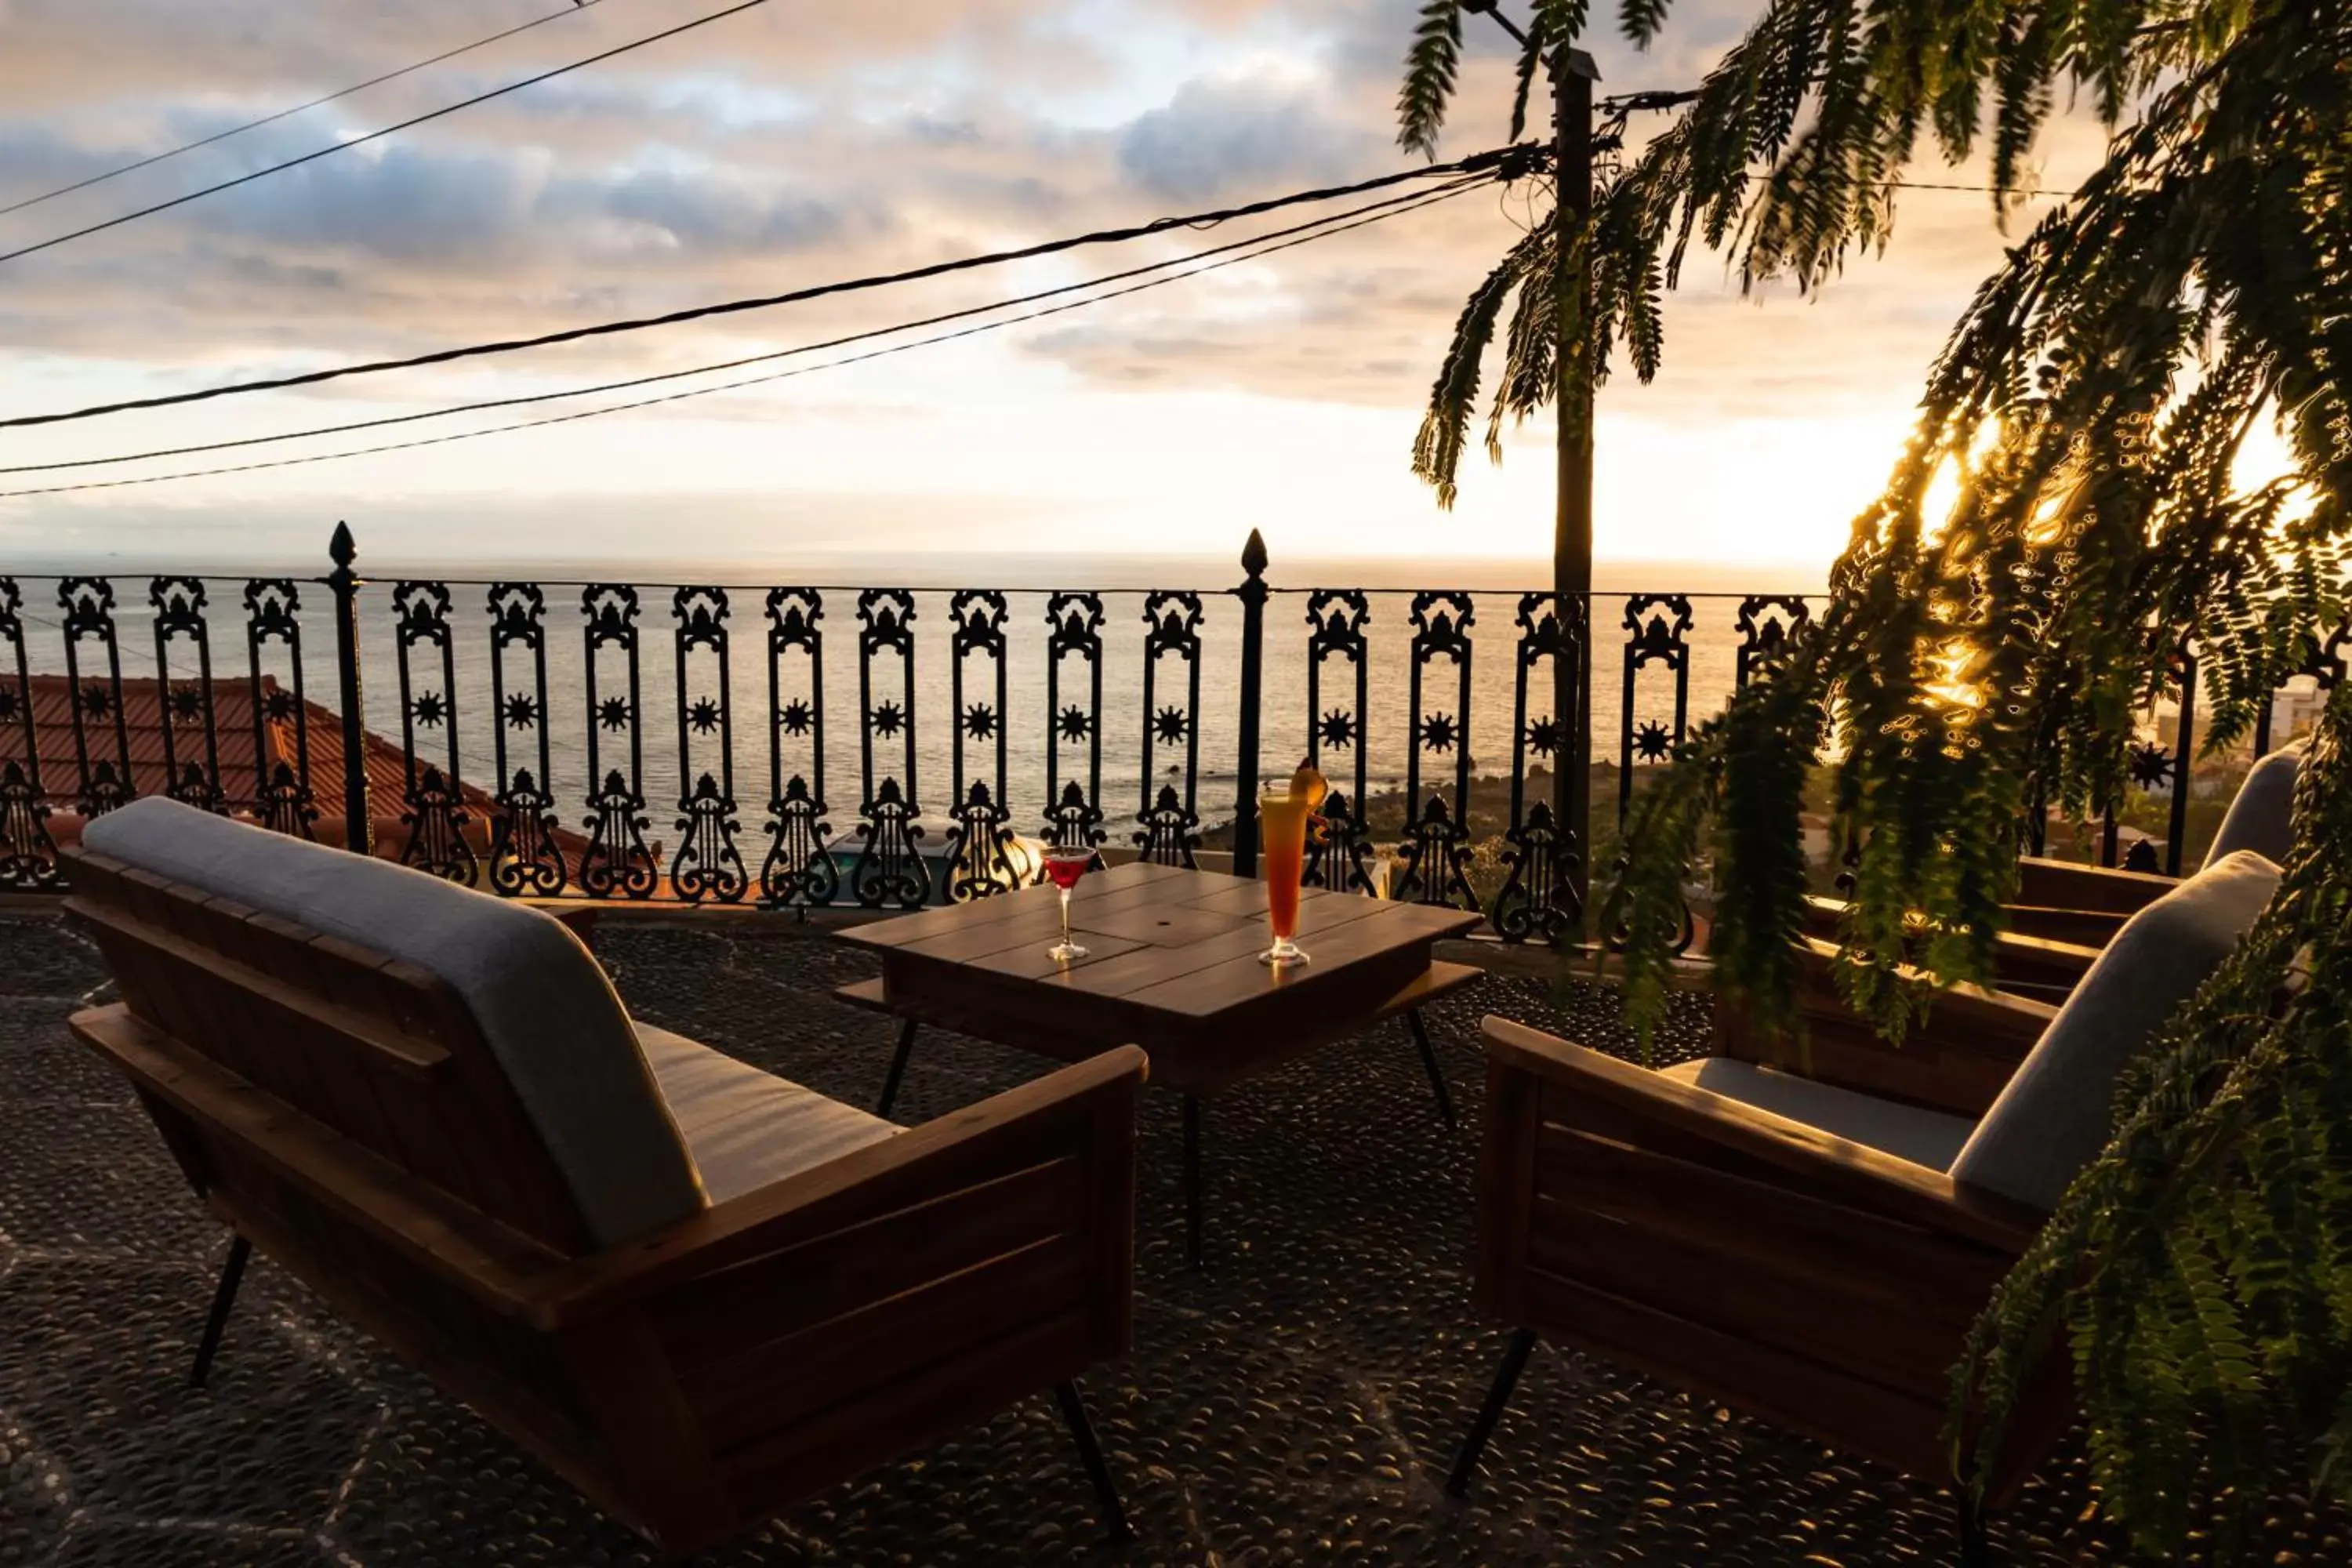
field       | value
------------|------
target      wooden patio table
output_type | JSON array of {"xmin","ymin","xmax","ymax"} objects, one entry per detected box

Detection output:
[{"xmin": 835, "ymin": 860, "xmax": 1483, "ymax": 1268}]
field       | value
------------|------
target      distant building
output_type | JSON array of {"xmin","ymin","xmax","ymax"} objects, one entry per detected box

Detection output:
[{"xmin": 0, "ymin": 676, "xmax": 546, "ymax": 874}]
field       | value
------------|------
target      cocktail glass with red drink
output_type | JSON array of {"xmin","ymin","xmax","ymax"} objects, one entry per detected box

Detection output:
[{"xmin": 1043, "ymin": 845, "xmax": 1094, "ymax": 962}]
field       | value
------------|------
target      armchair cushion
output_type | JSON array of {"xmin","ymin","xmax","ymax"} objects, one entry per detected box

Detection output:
[
  {"xmin": 82, "ymin": 797, "xmax": 704, "ymax": 1247},
  {"xmin": 2204, "ymin": 739, "xmax": 2305, "ymax": 869},
  {"xmin": 1950, "ymin": 848, "xmax": 2281, "ymax": 1209},
  {"xmin": 1658, "ymin": 1058, "xmax": 1977, "ymax": 1171},
  {"xmin": 637, "ymin": 1025, "xmax": 902, "ymax": 1204}
]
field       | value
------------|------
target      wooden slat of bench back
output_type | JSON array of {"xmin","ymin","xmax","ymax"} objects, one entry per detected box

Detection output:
[{"xmin": 63, "ymin": 847, "xmax": 597, "ymax": 1254}]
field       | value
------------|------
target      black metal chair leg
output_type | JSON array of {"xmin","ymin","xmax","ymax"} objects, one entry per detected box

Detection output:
[
  {"xmin": 1053, "ymin": 1380, "xmax": 1134, "ymax": 1544},
  {"xmin": 876, "ymin": 1017, "xmax": 919, "ymax": 1118},
  {"xmin": 1958, "ymin": 1492, "xmax": 1991, "ymax": 1567},
  {"xmin": 1446, "ymin": 1327, "xmax": 1537, "ymax": 1497},
  {"xmin": 1181, "ymin": 1094, "xmax": 1204, "ymax": 1272},
  {"xmin": 190, "ymin": 1234, "xmax": 251, "ymax": 1389},
  {"xmin": 1406, "ymin": 1008, "xmax": 1457, "ymax": 1128}
]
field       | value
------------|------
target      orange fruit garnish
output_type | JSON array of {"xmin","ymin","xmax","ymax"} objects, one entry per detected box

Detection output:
[{"xmin": 1288, "ymin": 759, "xmax": 1329, "ymax": 812}]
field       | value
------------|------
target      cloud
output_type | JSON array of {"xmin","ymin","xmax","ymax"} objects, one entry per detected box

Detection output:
[{"xmin": 1116, "ymin": 76, "xmax": 1381, "ymax": 201}]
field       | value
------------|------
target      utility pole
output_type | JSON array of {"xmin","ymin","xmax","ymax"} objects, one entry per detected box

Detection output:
[
  {"xmin": 1463, "ymin": 4, "xmax": 1601, "ymax": 935},
  {"xmin": 1555, "ymin": 46, "xmax": 1600, "ymax": 932}
]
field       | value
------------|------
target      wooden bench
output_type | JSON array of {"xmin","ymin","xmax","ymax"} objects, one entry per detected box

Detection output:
[{"xmin": 60, "ymin": 840, "xmax": 1146, "ymax": 1558}]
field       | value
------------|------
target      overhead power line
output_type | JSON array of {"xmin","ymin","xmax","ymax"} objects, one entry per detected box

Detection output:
[
  {"xmin": 0, "ymin": 0, "xmax": 768, "ymax": 270},
  {"xmin": 2, "ymin": 180, "xmax": 1485, "ymax": 474},
  {"xmin": 0, "ymin": 143, "xmax": 1537, "ymax": 431},
  {"xmin": 0, "ymin": 177, "xmax": 1491, "ymax": 499},
  {"xmin": 0, "ymin": 0, "xmax": 610, "ymax": 221}
]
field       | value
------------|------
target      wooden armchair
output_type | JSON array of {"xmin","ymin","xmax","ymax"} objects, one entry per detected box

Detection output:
[
  {"xmin": 60, "ymin": 802, "xmax": 1145, "ymax": 1559},
  {"xmin": 1446, "ymin": 964, "xmax": 2061, "ymax": 1563},
  {"xmin": 1448, "ymin": 838, "xmax": 2282, "ymax": 1564}
]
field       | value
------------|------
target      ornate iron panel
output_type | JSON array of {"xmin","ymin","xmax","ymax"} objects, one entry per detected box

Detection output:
[
  {"xmin": 149, "ymin": 577, "xmax": 227, "ymax": 813},
  {"xmin": 1390, "ymin": 590, "xmax": 1479, "ymax": 913},
  {"xmin": 1301, "ymin": 589, "xmax": 1374, "ymax": 894},
  {"xmin": 1490, "ymin": 591, "xmax": 1581, "ymax": 942},
  {"xmin": 669, "ymin": 586, "xmax": 748, "ymax": 903},
  {"xmin": 579, "ymin": 584, "xmax": 658, "ymax": 898},
  {"xmin": 1733, "ymin": 594, "xmax": 1810, "ymax": 691},
  {"xmin": 1134, "ymin": 590, "xmax": 1203, "ymax": 868},
  {"xmin": 946, "ymin": 590, "xmax": 1021, "ymax": 900},
  {"xmin": 1617, "ymin": 593, "xmax": 1693, "ymax": 826},
  {"xmin": 1043, "ymin": 592, "xmax": 1106, "ymax": 851},
  {"xmin": 852, "ymin": 588, "xmax": 930, "ymax": 909},
  {"xmin": 760, "ymin": 587, "xmax": 837, "ymax": 911},
  {"xmin": 390, "ymin": 581, "xmax": 474, "ymax": 883},
  {"xmin": 243, "ymin": 579, "xmax": 317, "ymax": 839},
  {"xmin": 0, "ymin": 577, "xmax": 61, "ymax": 890},
  {"xmin": 56, "ymin": 577, "xmax": 133, "ymax": 818},
  {"xmin": 485, "ymin": 583, "xmax": 566, "ymax": 896}
]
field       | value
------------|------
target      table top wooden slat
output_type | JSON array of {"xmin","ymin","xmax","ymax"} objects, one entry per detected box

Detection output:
[
  {"xmin": 842, "ymin": 860, "xmax": 1188, "ymax": 949},
  {"xmin": 1116, "ymin": 906, "xmax": 1469, "ymax": 1018},
  {"xmin": 1036, "ymin": 891, "xmax": 1397, "ymax": 1001},
  {"xmin": 880, "ymin": 873, "xmax": 1191, "ymax": 965}
]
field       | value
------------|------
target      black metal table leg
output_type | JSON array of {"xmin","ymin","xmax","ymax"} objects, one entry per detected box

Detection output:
[
  {"xmin": 1053, "ymin": 1380, "xmax": 1134, "ymax": 1543},
  {"xmin": 1406, "ymin": 1008, "xmax": 1457, "ymax": 1128},
  {"xmin": 191, "ymin": 1234, "xmax": 251, "ymax": 1388},
  {"xmin": 1182, "ymin": 1094, "xmax": 1203, "ymax": 1272},
  {"xmin": 876, "ymin": 1016, "xmax": 919, "ymax": 1118},
  {"xmin": 1446, "ymin": 1327, "xmax": 1537, "ymax": 1497}
]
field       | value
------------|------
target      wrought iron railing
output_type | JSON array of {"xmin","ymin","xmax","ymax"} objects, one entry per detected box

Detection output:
[{"xmin": 2, "ymin": 525, "xmax": 2326, "ymax": 935}]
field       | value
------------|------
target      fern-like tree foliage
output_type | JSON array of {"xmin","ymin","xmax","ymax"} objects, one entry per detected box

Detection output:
[{"xmin": 1400, "ymin": 0, "xmax": 2352, "ymax": 1556}]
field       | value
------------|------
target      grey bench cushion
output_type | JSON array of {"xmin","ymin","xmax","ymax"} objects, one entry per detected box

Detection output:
[
  {"xmin": 1950, "ymin": 848, "xmax": 2281, "ymax": 1209},
  {"xmin": 2204, "ymin": 740, "xmax": 2304, "ymax": 869},
  {"xmin": 82, "ymin": 797, "xmax": 705, "ymax": 1247},
  {"xmin": 1659, "ymin": 1058, "xmax": 1978, "ymax": 1171},
  {"xmin": 637, "ymin": 1026, "xmax": 902, "ymax": 1205}
]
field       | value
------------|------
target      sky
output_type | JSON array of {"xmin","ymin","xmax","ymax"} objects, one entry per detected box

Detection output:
[{"xmin": 0, "ymin": 0, "xmax": 2114, "ymax": 578}]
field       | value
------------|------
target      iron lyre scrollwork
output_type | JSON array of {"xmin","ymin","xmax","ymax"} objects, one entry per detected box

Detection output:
[
  {"xmin": 580, "ymin": 584, "xmax": 659, "ymax": 898},
  {"xmin": 1134, "ymin": 590, "xmax": 1203, "ymax": 868},
  {"xmin": 1043, "ymin": 591, "xmax": 1106, "ymax": 851},
  {"xmin": 150, "ymin": 576, "xmax": 226, "ymax": 814},
  {"xmin": 670, "ymin": 586, "xmax": 749, "ymax": 903},
  {"xmin": 946, "ymin": 590, "xmax": 1021, "ymax": 900},
  {"xmin": 761, "ymin": 588, "xmax": 837, "ymax": 912},
  {"xmin": 1490, "ymin": 592, "xmax": 1581, "ymax": 942},
  {"xmin": 1391, "ymin": 590, "xmax": 1481, "ymax": 914},
  {"xmin": 851, "ymin": 589, "xmax": 931, "ymax": 909},
  {"xmin": 243, "ymin": 578, "xmax": 317, "ymax": 839},
  {"xmin": 390, "ymin": 581, "xmax": 475, "ymax": 883},
  {"xmin": 57, "ymin": 577, "xmax": 133, "ymax": 818},
  {"xmin": 1301, "ymin": 589, "xmax": 1375, "ymax": 894},
  {"xmin": 486, "ymin": 583, "xmax": 567, "ymax": 896}
]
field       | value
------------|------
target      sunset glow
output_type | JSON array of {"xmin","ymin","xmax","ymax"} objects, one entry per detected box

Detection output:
[{"xmin": 0, "ymin": 1, "xmax": 2108, "ymax": 575}]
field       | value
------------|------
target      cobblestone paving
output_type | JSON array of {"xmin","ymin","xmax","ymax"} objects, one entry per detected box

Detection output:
[{"xmin": 4, "ymin": 911, "xmax": 2347, "ymax": 1567}]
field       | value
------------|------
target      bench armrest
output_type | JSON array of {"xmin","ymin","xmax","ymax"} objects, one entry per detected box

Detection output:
[{"xmin": 2013, "ymin": 855, "xmax": 2176, "ymax": 916}]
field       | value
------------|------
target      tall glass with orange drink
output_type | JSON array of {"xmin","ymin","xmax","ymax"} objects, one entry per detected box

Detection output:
[{"xmin": 1258, "ymin": 761, "xmax": 1327, "ymax": 967}]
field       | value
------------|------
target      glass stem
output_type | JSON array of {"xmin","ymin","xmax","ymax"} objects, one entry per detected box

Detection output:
[{"xmin": 1060, "ymin": 886, "xmax": 1072, "ymax": 949}]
